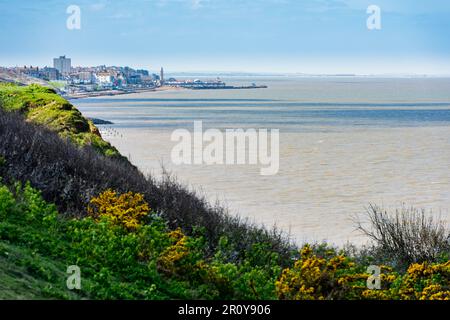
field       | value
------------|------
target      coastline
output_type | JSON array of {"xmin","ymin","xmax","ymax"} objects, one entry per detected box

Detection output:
[
  {"xmin": 65, "ymin": 84, "xmax": 268, "ymax": 100},
  {"xmin": 64, "ymin": 85, "xmax": 187, "ymax": 100}
]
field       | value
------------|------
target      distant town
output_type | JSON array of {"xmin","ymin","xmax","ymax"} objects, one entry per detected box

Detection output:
[{"xmin": 0, "ymin": 56, "xmax": 267, "ymax": 99}]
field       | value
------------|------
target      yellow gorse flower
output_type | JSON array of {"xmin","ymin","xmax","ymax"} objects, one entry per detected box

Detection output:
[
  {"xmin": 88, "ymin": 189, "xmax": 150, "ymax": 230},
  {"xmin": 276, "ymin": 244, "xmax": 450, "ymax": 300},
  {"xmin": 157, "ymin": 228, "xmax": 192, "ymax": 276}
]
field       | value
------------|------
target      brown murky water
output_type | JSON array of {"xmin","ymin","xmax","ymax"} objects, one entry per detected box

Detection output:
[{"xmin": 75, "ymin": 77, "xmax": 450, "ymax": 245}]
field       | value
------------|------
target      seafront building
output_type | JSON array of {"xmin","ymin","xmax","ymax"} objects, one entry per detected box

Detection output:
[
  {"xmin": 17, "ymin": 66, "xmax": 61, "ymax": 81},
  {"xmin": 53, "ymin": 56, "xmax": 72, "ymax": 75},
  {"xmin": 94, "ymin": 71, "xmax": 116, "ymax": 87},
  {"xmin": 5, "ymin": 56, "xmax": 263, "ymax": 95}
]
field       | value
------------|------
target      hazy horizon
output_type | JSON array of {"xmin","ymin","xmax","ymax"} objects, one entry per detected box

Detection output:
[{"xmin": 3, "ymin": 62, "xmax": 450, "ymax": 78}]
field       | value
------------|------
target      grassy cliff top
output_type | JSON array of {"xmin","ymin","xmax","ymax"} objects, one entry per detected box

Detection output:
[{"xmin": 0, "ymin": 83, "xmax": 120, "ymax": 158}]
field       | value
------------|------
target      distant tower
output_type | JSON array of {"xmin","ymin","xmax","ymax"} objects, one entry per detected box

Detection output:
[
  {"xmin": 53, "ymin": 55, "xmax": 71, "ymax": 75},
  {"xmin": 160, "ymin": 67, "xmax": 164, "ymax": 85}
]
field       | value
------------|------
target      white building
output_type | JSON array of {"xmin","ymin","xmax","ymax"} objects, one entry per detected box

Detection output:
[
  {"xmin": 53, "ymin": 56, "xmax": 72, "ymax": 75},
  {"xmin": 94, "ymin": 72, "xmax": 115, "ymax": 86}
]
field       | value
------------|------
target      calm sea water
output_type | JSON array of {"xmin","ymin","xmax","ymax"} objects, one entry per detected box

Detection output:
[{"xmin": 74, "ymin": 77, "xmax": 450, "ymax": 245}]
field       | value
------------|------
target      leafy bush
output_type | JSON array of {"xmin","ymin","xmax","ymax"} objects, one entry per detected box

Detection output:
[{"xmin": 0, "ymin": 184, "xmax": 16, "ymax": 219}]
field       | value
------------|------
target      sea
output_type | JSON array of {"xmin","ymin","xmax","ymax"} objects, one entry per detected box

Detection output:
[{"xmin": 73, "ymin": 76, "xmax": 450, "ymax": 246}]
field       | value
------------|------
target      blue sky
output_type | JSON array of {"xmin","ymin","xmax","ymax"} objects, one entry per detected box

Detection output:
[{"xmin": 1, "ymin": 0, "xmax": 450, "ymax": 74}]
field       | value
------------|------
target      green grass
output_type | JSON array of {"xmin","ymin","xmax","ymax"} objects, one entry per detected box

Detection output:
[
  {"xmin": 0, "ymin": 241, "xmax": 86, "ymax": 300},
  {"xmin": 0, "ymin": 83, "xmax": 121, "ymax": 158}
]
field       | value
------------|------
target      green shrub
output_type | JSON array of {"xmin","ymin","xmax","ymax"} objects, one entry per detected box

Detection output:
[
  {"xmin": 18, "ymin": 182, "xmax": 58, "ymax": 223},
  {"xmin": 0, "ymin": 184, "xmax": 16, "ymax": 219}
]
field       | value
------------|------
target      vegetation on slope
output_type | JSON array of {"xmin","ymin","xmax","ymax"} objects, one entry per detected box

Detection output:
[
  {"xmin": 0, "ymin": 88, "xmax": 293, "ymax": 264},
  {"xmin": 0, "ymin": 181, "xmax": 282, "ymax": 299},
  {"xmin": 0, "ymin": 83, "xmax": 120, "ymax": 157},
  {"xmin": 0, "ymin": 84, "xmax": 449, "ymax": 300},
  {"xmin": 0, "ymin": 180, "xmax": 448, "ymax": 300}
]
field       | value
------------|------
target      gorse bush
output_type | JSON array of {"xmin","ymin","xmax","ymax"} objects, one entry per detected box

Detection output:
[
  {"xmin": 275, "ymin": 244, "xmax": 450, "ymax": 300},
  {"xmin": 400, "ymin": 262, "xmax": 450, "ymax": 300},
  {"xmin": 275, "ymin": 245, "xmax": 367, "ymax": 300},
  {"xmin": 359, "ymin": 261, "xmax": 450, "ymax": 300},
  {"xmin": 157, "ymin": 228, "xmax": 196, "ymax": 276},
  {"xmin": 88, "ymin": 189, "xmax": 150, "ymax": 230}
]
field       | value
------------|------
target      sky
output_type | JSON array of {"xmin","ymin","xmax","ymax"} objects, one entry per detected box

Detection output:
[{"xmin": 0, "ymin": 0, "xmax": 450, "ymax": 75}]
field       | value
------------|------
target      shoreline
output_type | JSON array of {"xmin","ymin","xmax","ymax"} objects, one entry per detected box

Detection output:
[
  {"xmin": 65, "ymin": 86, "xmax": 187, "ymax": 100},
  {"xmin": 65, "ymin": 84, "xmax": 268, "ymax": 100}
]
